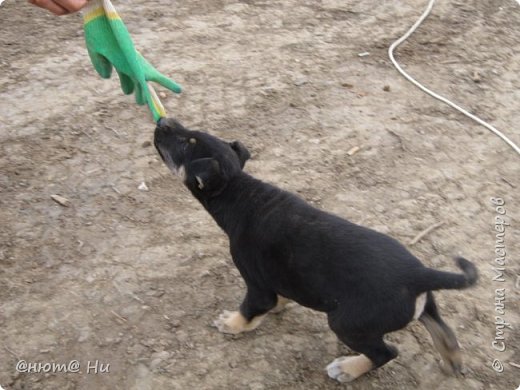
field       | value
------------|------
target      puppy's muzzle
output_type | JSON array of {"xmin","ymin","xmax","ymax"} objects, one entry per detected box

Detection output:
[
  {"xmin": 154, "ymin": 122, "xmax": 185, "ymax": 179},
  {"xmin": 154, "ymin": 120, "xmax": 173, "ymax": 153}
]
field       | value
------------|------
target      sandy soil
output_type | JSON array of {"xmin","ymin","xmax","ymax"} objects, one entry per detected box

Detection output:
[{"xmin": 0, "ymin": 0, "xmax": 519, "ymax": 389}]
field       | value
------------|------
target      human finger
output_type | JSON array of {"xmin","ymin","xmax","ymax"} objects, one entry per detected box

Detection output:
[
  {"xmin": 28, "ymin": 0, "xmax": 69, "ymax": 15},
  {"xmin": 54, "ymin": 0, "xmax": 89, "ymax": 13}
]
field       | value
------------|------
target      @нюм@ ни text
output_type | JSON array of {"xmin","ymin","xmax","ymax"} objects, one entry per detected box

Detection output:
[{"xmin": 15, "ymin": 360, "xmax": 110, "ymax": 375}]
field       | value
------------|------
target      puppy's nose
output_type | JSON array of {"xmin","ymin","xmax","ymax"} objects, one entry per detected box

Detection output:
[
  {"xmin": 157, "ymin": 117, "xmax": 167, "ymax": 127},
  {"xmin": 154, "ymin": 119, "xmax": 168, "ymax": 141}
]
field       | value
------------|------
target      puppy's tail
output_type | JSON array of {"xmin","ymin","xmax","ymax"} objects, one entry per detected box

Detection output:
[
  {"xmin": 414, "ymin": 257, "xmax": 478, "ymax": 293},
  {"xmin": 419, "ymin": 292, "xmax": 463, "ymax": 373}
]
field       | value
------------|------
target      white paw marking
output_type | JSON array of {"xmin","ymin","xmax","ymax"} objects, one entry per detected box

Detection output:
[
  {"xmin": 213, "ymin": 310, "xmax": 266, "ymax": 335},
  {"xmin": 326, "ymin": 355, "xmax": 372, "ymax": 383},
  {"xmin": 213, "ymin": 310, "xmax": 244, "ymax": 335},
  {"xmin": 326, "ymin": 357, "xmax": 355, "ymax": 383}
]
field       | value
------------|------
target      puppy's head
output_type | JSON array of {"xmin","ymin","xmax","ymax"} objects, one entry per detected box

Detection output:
[{"xmin": 154, "ymin": 118, "xmax": 250, "ymax": 197}]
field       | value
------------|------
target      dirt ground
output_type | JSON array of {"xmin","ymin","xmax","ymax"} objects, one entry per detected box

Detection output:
[{"xmin": 1, "ymin": 0, "xmax": 519, "ymax": 389}]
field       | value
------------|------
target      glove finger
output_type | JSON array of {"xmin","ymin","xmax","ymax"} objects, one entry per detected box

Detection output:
[
  {"xmin": 87, "ymin": 49, "xmax": 113, "ymax": 79},
  {"xmin": 148, "ymin": 72, "xmax": 182, "ymax": 94},
  {"xmin": 115, "ymin": 70, "xmax": 135, "ymax": 95},
  {"xmin": 136, "ymin": 52, "xmax": 182, "ymax": 93},
  {"xmin": 134, "ymin": 83, "xmax": 146, "ymax": 105}
]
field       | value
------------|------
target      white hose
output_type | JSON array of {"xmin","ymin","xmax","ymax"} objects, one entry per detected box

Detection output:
[{"xmin": 388, "ymin": 0, "xmax": 520, "ymax": 156}]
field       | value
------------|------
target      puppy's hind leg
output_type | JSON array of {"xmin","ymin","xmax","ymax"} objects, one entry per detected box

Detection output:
[
  {"xmin": 326, "ymin": 335, "xmax": 398, "ymax": 383},
  {"xmin": 270, "ymin": 295, "xmax": 291, "ymax": 314},
  {"xmin": 326, "ymin": 311, "xmax": 397, "ymax": 382},
  {"xmin": 214, "ymin": 286, "xmax": 277, "ymax": 335},
  {"xmin": 419, "ymin": 291, "xmax": 462, "ymax": 373}
]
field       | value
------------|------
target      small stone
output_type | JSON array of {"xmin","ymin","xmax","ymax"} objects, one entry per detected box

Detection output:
[
  {"xmin": 383, "ymin": 85, "xmax": 391, "ymax": 92},
  {"xmin": 375, "ymin": 205, "xmax": 385, "ymax": 212},
  {"xmin": 78, "ymin": 329, "xmax": 90, "ymax": 342},
  {"xmin": 138, "ymin": 182, "xmax": 149, "ymax": 191},
  {"xmin": 136, "ymin": 363, "xmax": 150, "ymax": 378},
  {"xmin": 149, "ymin": 358, "xmax": 163, "ymax": 371},
  {"xmin": 142, "ymin": 141, "xmax": 152, "ymax": 148},
  {"xmin": 50, "ymin": 194, "xmax": 70, "ymax": 207},
  {"xmin": 294, "ymin": 77, "xmax": 308, "ymax": 86},
  {"xmin": 347, "ymin": 146, "xmax": 361, "ymax": 156},
  {"xmin": 150, "ymin": 351, "xmax": 170, "ymax": 369}
]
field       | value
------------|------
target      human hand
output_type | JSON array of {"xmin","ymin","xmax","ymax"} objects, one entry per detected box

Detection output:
[{"xmin": 28, "ymin": 0, "xmax": 89, "ymax": 15}]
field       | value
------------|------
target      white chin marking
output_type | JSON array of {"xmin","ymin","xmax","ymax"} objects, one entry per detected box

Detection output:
[
  {"xmin": 172, "ymin": 165, "xmax": 186, "ymax": 181},
  {"xmin": 414, "ymin": 292, "xmax": 427, "ymax": 320}
]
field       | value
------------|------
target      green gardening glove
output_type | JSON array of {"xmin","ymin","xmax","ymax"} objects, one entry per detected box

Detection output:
[{"xmin": 83, "ymin": 0, "xmax": 181, "ymax": 122}]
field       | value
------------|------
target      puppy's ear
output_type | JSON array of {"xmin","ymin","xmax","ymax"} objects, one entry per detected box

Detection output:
[
  {"xmin": 229, "ymin": 141, "xmax": 251, "ymax": 169},
  {"xmin": 186, "ymin": 158, "xmax": 227, "ymax": 196}
]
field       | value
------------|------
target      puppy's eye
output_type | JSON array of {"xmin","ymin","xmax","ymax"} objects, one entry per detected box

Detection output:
[{"xmin": 189, "ymin": 138, "xmax": 197, "ymax": 144}]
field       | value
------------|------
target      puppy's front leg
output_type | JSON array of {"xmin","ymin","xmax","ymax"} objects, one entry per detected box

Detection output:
[{"xmin": 214, "ymin": 286, "xmax": 277, "ymax": 335}]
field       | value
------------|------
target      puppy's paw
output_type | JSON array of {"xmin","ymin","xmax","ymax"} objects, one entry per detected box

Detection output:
[
  {"xmin": 213, "ymin": 310, "xmax": 243, "ymax": 335},
  {"xmin": 326, "ymin": 355, "xmax": 373, "ymax": 383},
  {"xmin": 326, "ymin": 357, "xmax": 355, "ymax": 383},
  {"xmin": 213, "ymin": 310, "xmax": 266, "ymax": 335}
]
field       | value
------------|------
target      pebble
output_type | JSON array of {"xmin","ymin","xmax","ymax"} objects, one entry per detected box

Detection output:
[
  {"xmin": 149, "ymin": 351, "xmax": 170, "ymax": 370},
  {"xmin": 50, "ymin": 194, "xmax": 70, "ymax": 207},
  {"xmin": 294, "ymin": 77, "xmax": 308, "ymax": 86},
  {"xmin": 347, "ymin": 146, "xmax": 361, "ymax": 156}
]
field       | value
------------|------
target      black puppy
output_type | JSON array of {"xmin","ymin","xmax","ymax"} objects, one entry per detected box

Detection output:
[{"xmin": 154, "ymin": 118, "xmax": 478, "ymax": 383}]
